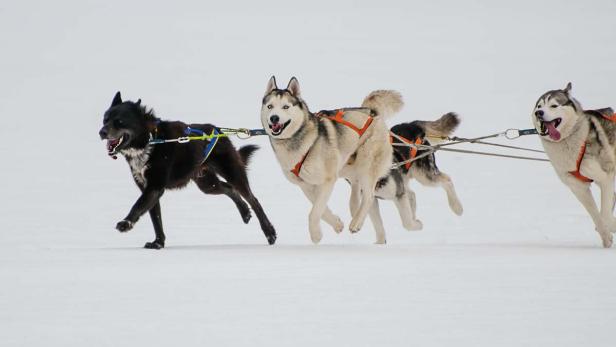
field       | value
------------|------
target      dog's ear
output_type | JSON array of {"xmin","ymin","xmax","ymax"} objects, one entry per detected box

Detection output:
[
  {"xmin": 265, "ymin": 76, "xmax": 278, "ymax": 95},
  {"xmin": 564, "ymin": 82, "xmax": 572, "ymax": 94},
  {"xmin": 111, "ymin": 91, "xmax": 122, "ymax": 107},
  {"xmin": 135, "ymin": 99, "xmax": 141, "ymax": 106},
  {"xmin": 287, "ymin": 77, "xmax": 300, "ymax": 97}
]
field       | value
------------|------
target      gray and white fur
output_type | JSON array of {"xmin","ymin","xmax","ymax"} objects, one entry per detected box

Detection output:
[
  {"xmin": 261, "ymin": 76, "xmax": 402, "ymax": 244},
  {"xmin": 532, "ymin": 82, "xmax": 616, "ymax": 247}
]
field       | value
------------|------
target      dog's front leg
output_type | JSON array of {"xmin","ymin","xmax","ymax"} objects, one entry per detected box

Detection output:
[
  {"xmin": 306, "ymin": 180, "xmax": 336, "ymax": 244},
  {"xmin": 568, "ymin": 182, "xmax": 612, "ymax": 248},
  {"xmin": 145, "ymin": 202, "xmax": 165, "ymax": 249},
  {"xmin": 117, "ymin": 187, "xmax": 164, "ymax": 235},
  {"xmin": 368, "ymin": 199, "xmax": 387, "ymax": 244},
  {"xmin": 349, "ymin": 183, "xmax": 360, "ymax": 217},
  {"xmin": 299, "ymin": 184, "xmax": 344, "ymax": 234}
]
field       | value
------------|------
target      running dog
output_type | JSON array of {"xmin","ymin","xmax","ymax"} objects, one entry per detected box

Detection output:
[
  {"xmin": 348, "ymin": 113, "xmax": 464, "ymax": 244},
  {"xmin": 532, "ymin": 83, "xmax": 615, "ymax": 247},
  {"xmin": 99, "ymin": 92, "xmax": 277, "ymax": 249},
  {"xmin": 261, "ymin": 76, "xmax": 402, "ymax": 243}
]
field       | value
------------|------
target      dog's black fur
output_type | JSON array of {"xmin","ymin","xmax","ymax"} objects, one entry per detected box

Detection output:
[{"xmin": 99, "ymin": 92, "xmax": 276, "ymax": 249}]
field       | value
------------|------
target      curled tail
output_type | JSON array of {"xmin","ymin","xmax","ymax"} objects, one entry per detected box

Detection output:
[
  {"xmin": 238, "ymin": 145, "xmax": 259, "ymax": 167},
  {"xmin": 415, "ymin": 112, "xmax": 460, "ymax": 141},
  {"xmin": 361, "ymin": 90, "xmax": 404, "ymax": 119}
]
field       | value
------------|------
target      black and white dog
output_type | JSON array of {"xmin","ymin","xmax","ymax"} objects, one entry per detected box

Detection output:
[{"xmin": 99, "ymin": 92, "xmax": 276, "ymax": 249}]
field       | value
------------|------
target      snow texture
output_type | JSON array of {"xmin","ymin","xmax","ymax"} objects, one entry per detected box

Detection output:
[{"xmin": 1, "ymin": 1, "xmax": 616, "ymax": 346}]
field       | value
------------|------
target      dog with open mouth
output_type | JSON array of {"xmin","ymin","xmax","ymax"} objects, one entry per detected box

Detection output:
[
  {"xmin": 532, "ymin": 83, "xmax": 616, "ymax": 247},
  {"xmin": 99, "ymin": 92, "xmax": 277, "ymax": 249},
  {"xmin": 261, "ymin": 76, "xmax": 402, "ymax": 244}
]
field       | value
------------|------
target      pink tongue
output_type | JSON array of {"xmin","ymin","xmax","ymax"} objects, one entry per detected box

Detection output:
[
  {"xmin": 545, "ymin": 122, "xmax": 561, "ymax": 141},
  {"xmin": 272, "ymin": 123, "xmax": 282, "ymax": 132}
]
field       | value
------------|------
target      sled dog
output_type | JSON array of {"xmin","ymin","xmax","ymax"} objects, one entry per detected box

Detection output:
[
  {"xmin": 260, "ymin": 76, "xmax": 402, "ymax": 243},
  {"xmin": 348, "ymin": 113, "xmax": 464, "ymax": 243},
  {"xmin": 99, "ymin": 92, "xmax": 276, "ymax": 248},
  {"xmin": 532, "ymin": 83, "xmax": 616, "ymax": 247}
]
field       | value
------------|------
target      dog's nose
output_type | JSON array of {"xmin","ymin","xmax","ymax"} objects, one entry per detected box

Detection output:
[
  {"xmin": 99, "ymin": 127, "xmax": 108, "ymax": 139},
  {"xmin": 535, "ymin": 110, "xmax": 544, "ymax": 118},
  {"xmin": 270, "ymin": 115, "xmax": 280, "ymax": 124}
]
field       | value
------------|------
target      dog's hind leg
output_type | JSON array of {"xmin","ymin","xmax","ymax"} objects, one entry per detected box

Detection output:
[
  {"xmin": 596, "ymin": 175, "xmax": 616, "ymax": 238},
  {"xmin": 300, "ymin": 184, "xmax": 344, "ymax": 234},
  {"xmin": 194, "ymin": 171, "xmax": 252, "ymax": 224},
  {"xmin": 568, "ymin": 181, "xmax": 612, "ymax": 248},
  {"xmin": 395, "ymin": 188, "xmax": 423, "ymax": 231},
  {"xmin": 214, "ymin": 163, "xmax": 277, "ymax": 245},
  {"xmin": 349, "ymin": 175, "xmax": 378, "ymax": 233},
  {"xmin": 414, "ymin": 170, "xmax": 463, "ymax": 216},
  {"xmin": 349, "ymin": 183, "xmax": 360, "ymax": 217},
  {"xmin": 368, "ymin": 199, "xmax": 387, "ymax": 244}
]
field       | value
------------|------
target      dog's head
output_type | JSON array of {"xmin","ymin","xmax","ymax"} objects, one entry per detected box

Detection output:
[
  {"xmin": 99, "ymin": 92, "xmax": 152, "ymax": 156},
  {"xmin": 261, "ymin": 76, "xmax": 309, "ymax": 139},
  {"xmin": 532, "ymin": 82, "xmax": 583, "ymax": 142}
]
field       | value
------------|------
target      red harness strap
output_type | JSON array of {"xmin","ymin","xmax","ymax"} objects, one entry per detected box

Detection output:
[
  {"xmin": 390, "ymin": 133, "xmax": 423, "ymax": 170},
  {"xmin": 569, "ymin": 142, "xmax": 593, "ymax": 183},
  {"xmin": 290, "ymin": 153, "xmax": 308, "ymax": 178},
  {"xmin": 290, "ymin": 109, "xmax": 373, "ymax": 178},
  {"xmin": 318, "ymin": 109, "xmax": 374, "ymax": 136}
]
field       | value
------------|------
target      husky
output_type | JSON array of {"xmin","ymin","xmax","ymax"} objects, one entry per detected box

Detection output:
[
  {"xmin": 99, "ymin": 92, "xmax": 277, "ymax": 248},
  {"xmin": 260, "ymin": 76, "xmax": 402, "ymax": 243},
  {"xmin": 351, "ymin": 113, "xmax": 464, "ymax": 243},
  {"xmin": 532, "ymin": 83, "xmax": 616, "ymax": 248}
]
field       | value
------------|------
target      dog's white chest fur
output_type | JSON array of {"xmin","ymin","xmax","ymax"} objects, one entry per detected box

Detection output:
[{"xmin": 122, "ymin": 147, "xmax": 152, "ymax": 186}]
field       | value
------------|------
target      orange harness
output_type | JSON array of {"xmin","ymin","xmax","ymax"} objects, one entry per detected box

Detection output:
[
  {"xmin": 569, "ymin": 142, "xmax": 593, "ymax": 183},
  {"xmin": 390, "ymin": 133, "xmax": 423, "ymax": 170},
  {"xmin": 290, "ymin": 109, "xmax": 373, "ymax": 178},
  {"xmin": 569, "ymin": 110, "xmax": 616, "ymax": 183}
]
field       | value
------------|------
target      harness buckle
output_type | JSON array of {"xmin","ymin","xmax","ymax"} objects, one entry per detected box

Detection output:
[
  {"xmin": 177, "ymin": 137, "xmax": 190, "ymax": 143},
  {"xmin": 504, "ymin": 129, "xmax": 521, "ymax": 140},
  {"xmin": 236, "ymin": 128, "xmax": 252, "ymax": 139}
]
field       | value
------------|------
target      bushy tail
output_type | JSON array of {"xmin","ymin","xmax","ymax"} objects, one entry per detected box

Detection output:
[
  {"xmin": 361, "ymin": 90, "xmax": 404, "ymax": 119},
  {"xmin": 238, "ymin": 145, "xmax": 259, "ymax": 167},
  {"xmin": 416, "ymin": 112, "xmax": 460, "ymax": 141}
]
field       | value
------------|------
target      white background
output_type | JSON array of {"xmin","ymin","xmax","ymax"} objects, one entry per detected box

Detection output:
[{"xmin": 1, "ymin": 1, "xmax": 615, "ymax": 346}]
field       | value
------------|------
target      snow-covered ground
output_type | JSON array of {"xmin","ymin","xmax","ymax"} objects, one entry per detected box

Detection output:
[{"xmin": 2, "ymin": 1, "xmax": 616, "ymax": 346}]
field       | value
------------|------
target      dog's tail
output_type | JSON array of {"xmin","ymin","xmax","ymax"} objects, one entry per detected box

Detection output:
[
  {"xmin": 239, "ymin": 145, "xmax": 259, "ymax": 167},
  {"xmin": 361, "ymin": 90, "xmax": 404, "ymax": 119},
  {"xmin": 415, "ymin": 112, "xmax": 460, "ymax": 142}
]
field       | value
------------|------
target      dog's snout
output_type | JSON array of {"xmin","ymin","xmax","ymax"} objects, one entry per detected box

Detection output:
[
  {"xmin": 270, "ymin": 115, "xmax": 280, "ymax": 124},
  {"xmin": 535, "ymin": 110, "xmax": 544, "ymax": 118},
  {"xmin": 99, "ymin": 127, "xmax": 108, "ymax": 139}
]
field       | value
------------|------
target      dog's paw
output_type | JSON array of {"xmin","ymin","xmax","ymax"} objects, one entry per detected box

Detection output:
[
  {"xmin": 266, "ymin": 233, "xmax": 277, "ymax": 245},
  {"xmin": 144, "ymin": 240, "xmax": 164, "ymax": 249},
  {"xmin": 332, "ymin": 216, "xmax": 344, "ymax": 233},
  {"xmin": 404, "ymin": 219, "xmax": 423, "ymax": 231},
  {"xmin": 349, "ymin": 219, "xmax": 363, "ymax": 233},
  {"xmin": 450, "ymin": 202, "xmax": 464, "ymax": 216},
  {"xmin": 374, "ymin": 238, "xmax": 387, "ymax": 245},
  {"xmin": 601, "ymin": 232, "xmax": 613, "ymax": 248},
  {"xmin": 116, "ymin": 220, "xmax": 133, "ymax": 232},
  {"xmin": 242, "ymin": 212, "xmax": 252, "ymax": 224},
  {"xmin": 310, "ymin": 230, "xmax": 322, "ymax": 244}
]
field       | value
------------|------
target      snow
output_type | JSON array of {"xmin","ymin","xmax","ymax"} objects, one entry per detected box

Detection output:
[{"xmin": 1, "ymin": 0, "xmax": 616, "ymax": 346}]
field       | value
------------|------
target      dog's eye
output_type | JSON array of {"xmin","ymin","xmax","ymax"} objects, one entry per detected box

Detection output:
[
  {"xmin": 114, "ymin": 119, "xmax": 124, "ymax": 127},
  {"xmin": 282, "ymin": 105, "xmax": 290, "ymax": 110},
  {"xmin": 267, "ymin": 105, "xmax": 273, "ymax": 110},
  {"xmin": 550, "ymin": 105, "xmax": 558, "ymax": 108}
]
